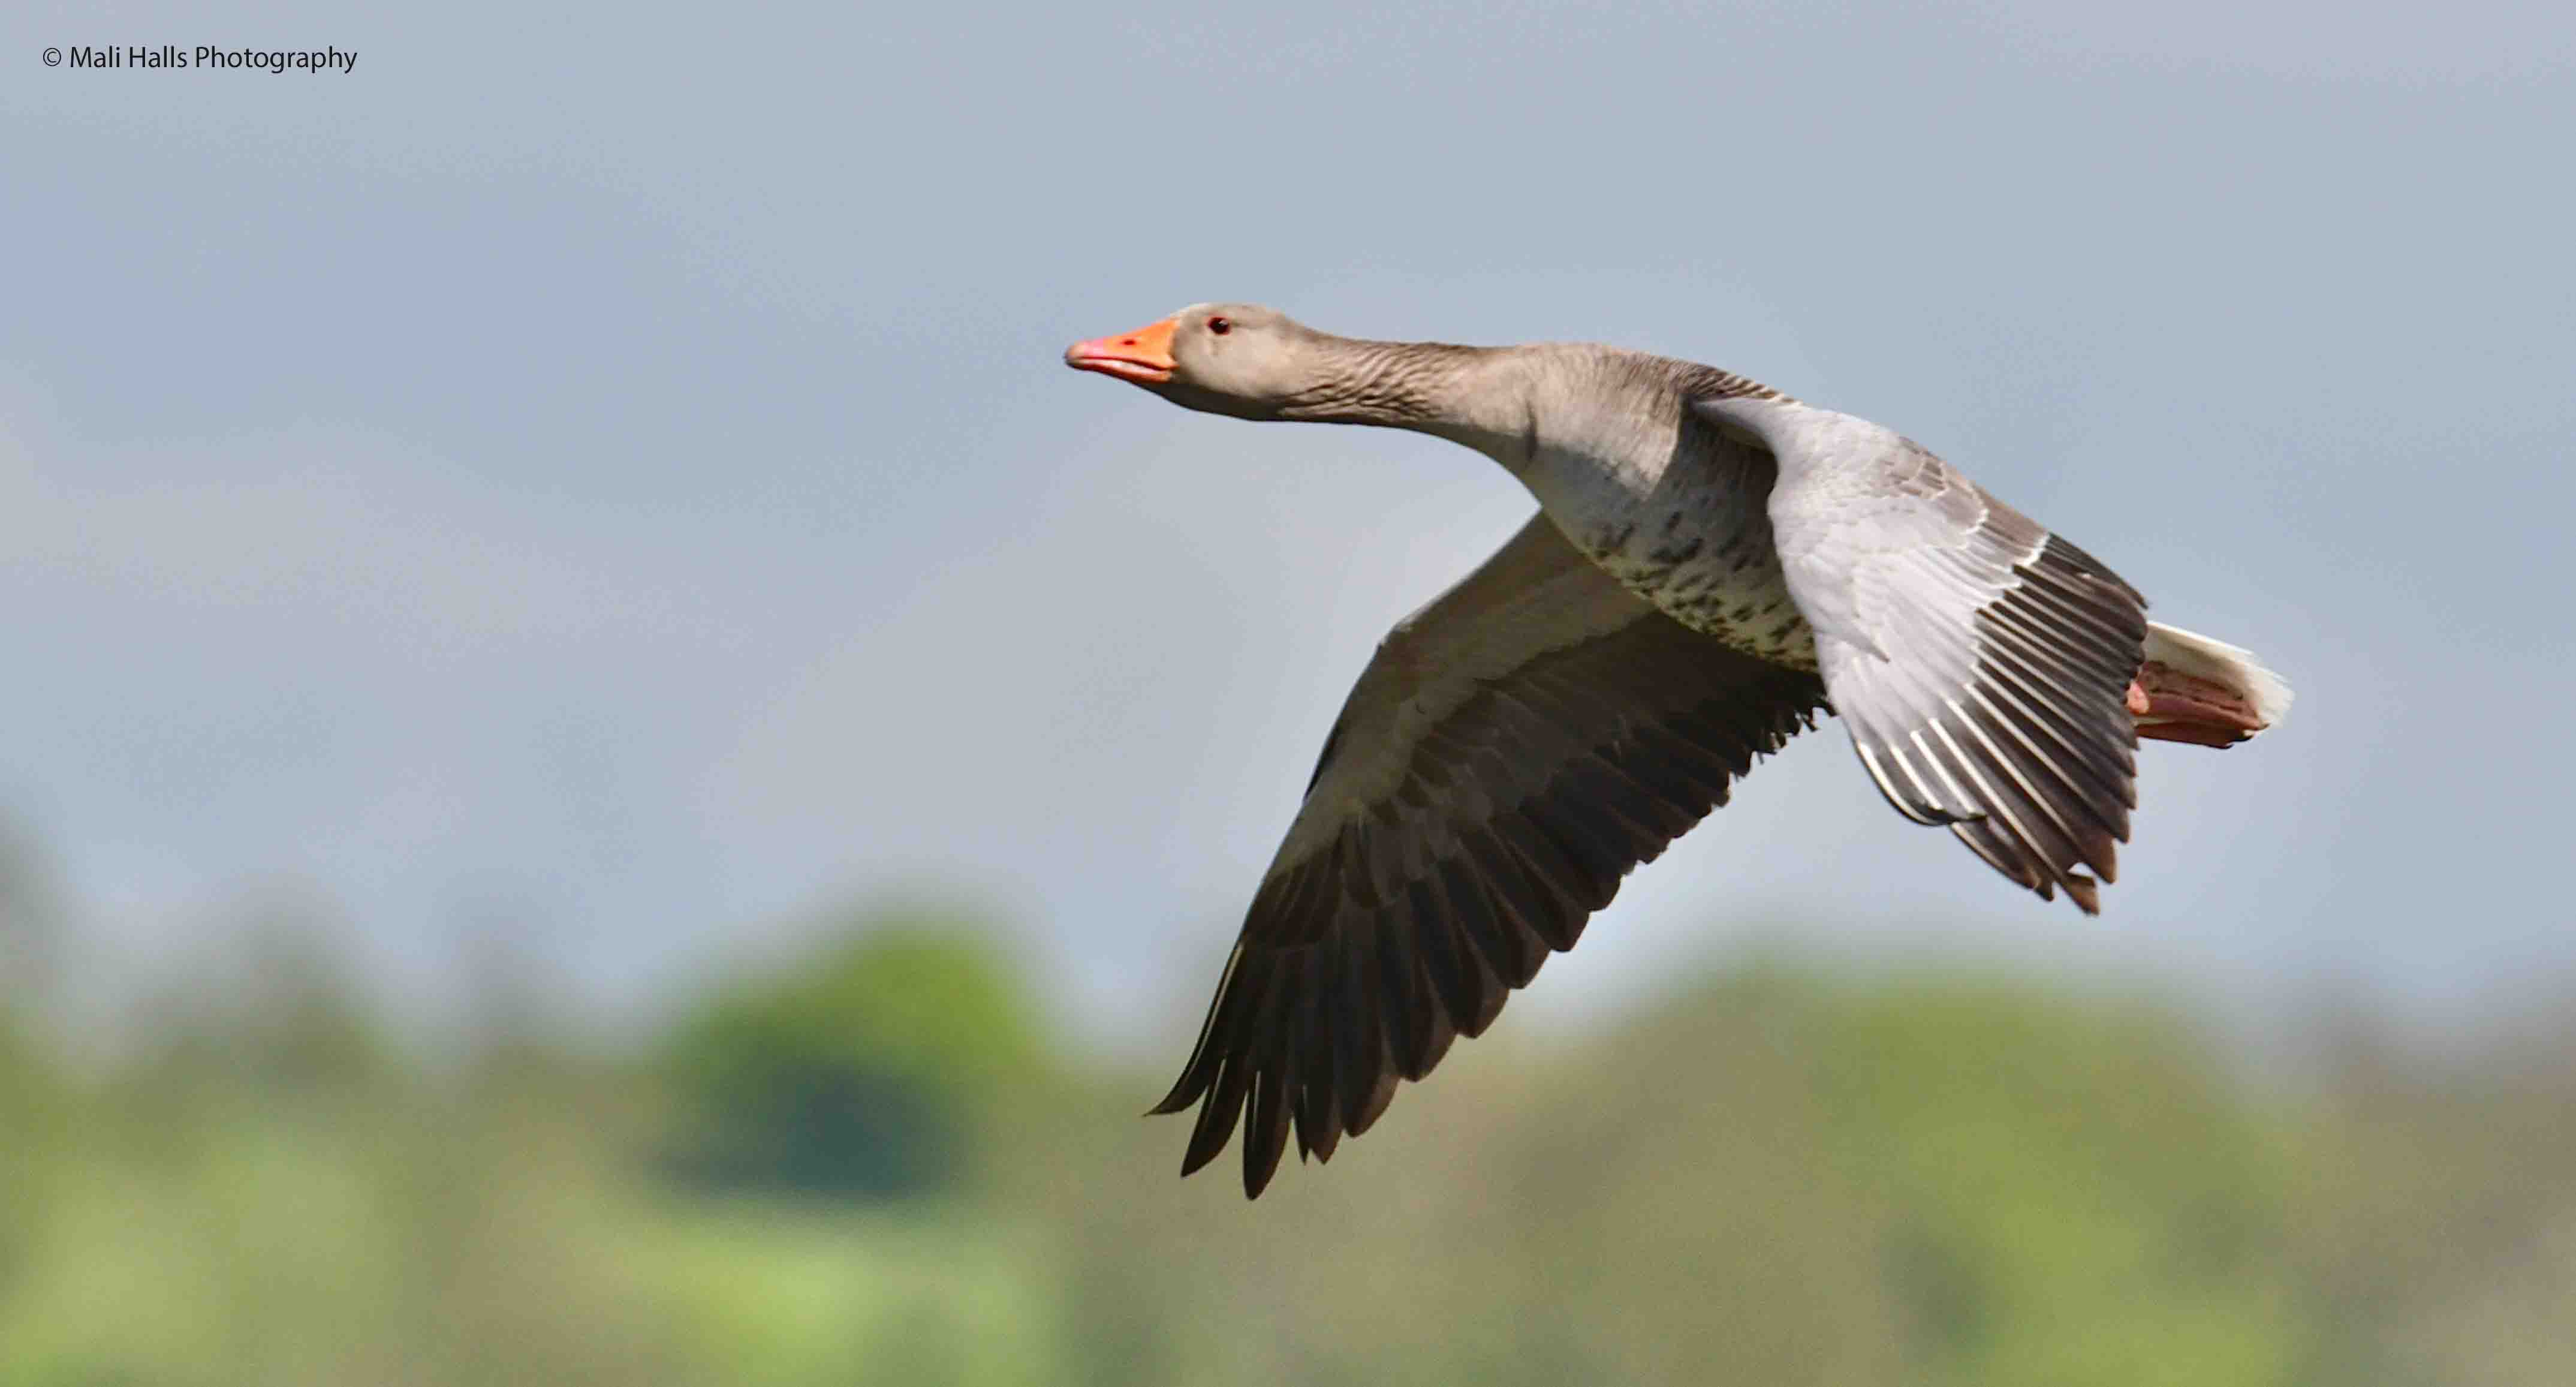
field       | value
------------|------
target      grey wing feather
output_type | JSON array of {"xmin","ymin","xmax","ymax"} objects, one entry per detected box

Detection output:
[
  {"xmin": 1701, "ymin": 396, "xmax": 2147, "ymax": 914},
  {"xmin": 1155, "ymin": 513, "xmax": 1825, "ymax": 1196}
]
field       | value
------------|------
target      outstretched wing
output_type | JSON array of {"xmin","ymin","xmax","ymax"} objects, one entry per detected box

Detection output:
[
  {"xmin": 1158, "ymin": 513, "xmax": 1824, "ymax": 1196},
  {"xmin": 1694, "ymin": 396, "xmax": 2148, "ymax": 914}
]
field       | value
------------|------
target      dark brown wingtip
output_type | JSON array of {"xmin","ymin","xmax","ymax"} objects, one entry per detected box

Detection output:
[
  {"xmin": 1242, "ymin": 1071, "xmax": 1292, "ymax": 1198},
  {"xmin": 1346, "ymin": 1070, "xmax": 1400, "ymax": 1139},
  {"xmin": 1242, "ymin": 1147, "xmax": 1281, "ymax": 1199},
  {"xmin": 1147, "ymin": 972, "xmax": 1233, "ymax": 1117},
  {"xmin": 1177, "ymin": 1102, "xmax": 1228, "ymax": 1179},
  {"xmin": 1147, "ymin": 1055, "xmax": 1216, "ymax": 1116},
  {"xmin": 1144, "ymin": 1084, "xmax": 1197, "ymax": 1118},
  {"xmin": 1177, "ymin": 1053, "xmax": 1252, "ymax": 1179}
]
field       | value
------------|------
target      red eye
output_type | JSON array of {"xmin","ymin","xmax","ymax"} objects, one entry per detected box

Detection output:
[{"xmin": 1207, "ymin": 316, "xmax": 1233, "ymax": 336}]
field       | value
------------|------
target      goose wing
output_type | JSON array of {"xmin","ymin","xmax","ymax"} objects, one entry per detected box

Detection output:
[
  {"xmin": 1695, "ymin": 396, "xmax": 2147, "ymax": 914},
  {"xmin": 1158, "ymin": 512, "xmax": 1824, "ymax": 1196}
]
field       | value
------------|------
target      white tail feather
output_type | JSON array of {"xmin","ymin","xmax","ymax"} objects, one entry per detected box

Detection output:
[{"xmin": 2142, "ymin": 622, "xmax": 2294, "ymax": 730}]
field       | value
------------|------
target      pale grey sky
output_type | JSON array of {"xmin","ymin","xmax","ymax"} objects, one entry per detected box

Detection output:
[{"xmin": 5, "ymin": 1, "xmax": 2572, "ymax": 1044}]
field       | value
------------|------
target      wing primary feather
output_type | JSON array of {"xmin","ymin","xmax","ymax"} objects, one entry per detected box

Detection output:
[
  {"xmin": 1489, "ymin": 817, "xmax": 1596, "ymax": 947},
  {"xmin": 1454, "ymin": 834, "xmax": 1546, "ymax": 986},
  {"xmin": 1375, "ymin": 883, "xmax": 1432, "ymax": 1078},
  {"xmin": 1417, "ymin": 869, "xmax": 1490, "ymax": 1021},
  {"xmin": 1480, "ymin": 820, "xmax": 1584, "ymax": 943},
  {"xmin": 1331, "ymin": 928, "xmax": 1384, "ymax": 1138},
  {"xmin": 1149, "ymin": 943, "xmax": 1242, "ymax": 1115},
  {"xmin": 1980, "ymin": 646, "xmax": 2137, "ymax": 766},
  {"xmin": 1927, "ymin": 713, "xmax": 2085, "ymax": 893},
  {"xmin": 1981, "ymin": 601, "xmax": 2138, "ymax": 687},
  {"xmin": 1298, "ymin": 964, "xmax": 1339, "ymax": 1160},
  {"xmin": 1974, "ymin": 657, "xmax": 2138, "ymax": 810},
  {"xmin": 1244, "ymin": 1060, "xmax": 1292, "ymax": 1198},
  {"xmin": 1180, "ymin": 1052, "xmax": 1242, "ymax": 1177},
  {"xmin": 1960, "ymin": 685, "xmax": 2128, "ymax": 865},
  {"xmin": 1887, "ymin": 738, "xmax": 1969, "ymax": 822},
  {"xmin": 1854, "ymin": 741, "xmax": 1962, "ymax": 825},
  {"xmin": 1519, "ymin": 798, "xmax": 1631, "ymax": 914}
]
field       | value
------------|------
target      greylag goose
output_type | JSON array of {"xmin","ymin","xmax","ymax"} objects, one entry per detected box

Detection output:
[{"xmin": 1065, "ymin": 304, "xmax": 2292, "ymax": 1196}]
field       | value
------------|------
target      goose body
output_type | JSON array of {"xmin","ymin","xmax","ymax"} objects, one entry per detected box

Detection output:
[
  {"xmin": 1478, "ymin": 348, "xmax": 1821, "ymax": 667},
  {"xmin": 1065, "ymin": 303, "xmax": 2292, "ymax": 1196}
]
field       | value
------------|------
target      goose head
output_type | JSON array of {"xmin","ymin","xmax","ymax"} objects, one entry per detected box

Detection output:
[{"xmin": 1064, "ymin": 303, "xmax": 1324, "ymax": 420}]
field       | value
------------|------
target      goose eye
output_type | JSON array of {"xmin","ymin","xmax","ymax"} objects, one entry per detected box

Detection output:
[{"xmin": 1207, "ymin": 316, "xmax": 1233, "ymax": 336}]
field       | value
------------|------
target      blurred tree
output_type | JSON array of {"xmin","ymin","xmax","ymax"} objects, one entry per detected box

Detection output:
[
  {"xmin": 0, "ymin": 819, "xmax": 67, "ymax": 1302},
  {"xmin": 446, "ymin": 899, "xmax": 590, "ymax": 1096},
  {"xmin": 0, "ymin": 1010, "xmax": 59, "ymax": 1309},
  {"xmin": 659, "ymin": 905, "xmax": 1048, "ymax": 1202},
  {"xmin": 132, "ymin": 896, "xmax": 396, "ymax": 1098},
  {"xmin": 0, "ymin": 817, "xmax": 65, "ymax": 1009},
  {"xmin": 1809, "ymin": 975, "xmax": 2316, "ymax": 1387}
]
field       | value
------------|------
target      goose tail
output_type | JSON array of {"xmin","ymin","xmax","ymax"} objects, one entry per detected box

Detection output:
[{"xmin": 2126, "ymin": 622, "xmax": 2294, "ymax": 748}]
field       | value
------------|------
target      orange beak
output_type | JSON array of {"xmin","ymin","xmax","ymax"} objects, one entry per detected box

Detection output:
[{"xmin": 1064, "ymin": 317, "xmax": 1179, "ymax": 385}]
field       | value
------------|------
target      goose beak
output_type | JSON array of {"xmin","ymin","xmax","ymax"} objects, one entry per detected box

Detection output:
[{"xmin": 1064, "ymin": 317, "xmax": 1179, "ymax": 385}]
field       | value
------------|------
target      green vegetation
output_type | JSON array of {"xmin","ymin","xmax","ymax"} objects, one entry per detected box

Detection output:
[
  {"xmin": 2, "ymin": 896, "xmax": 2571, "ymax": 1385},
  {"xmin": 659, "ymin": 917, "xmax": 1048, "ymax": 1200}
]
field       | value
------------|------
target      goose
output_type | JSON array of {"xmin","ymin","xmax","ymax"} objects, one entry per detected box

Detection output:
[{"xmin": 1064, "ymin": 303, "xmax": 2292, "ymax": 1197}]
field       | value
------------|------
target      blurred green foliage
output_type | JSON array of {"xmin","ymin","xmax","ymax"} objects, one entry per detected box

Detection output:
[
  {"xmin": 659, "ymin": 915, "xmax": 1046, "ymax": 1199},
  {"xmin": 2, "ymin": 885, "xmax": 2573, "ymax": 1386}
]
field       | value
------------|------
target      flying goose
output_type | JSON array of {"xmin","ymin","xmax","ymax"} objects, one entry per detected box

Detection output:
[{"xmin": 1065, "ymin": 304, "xmax": 2292, "ymax": 1196}]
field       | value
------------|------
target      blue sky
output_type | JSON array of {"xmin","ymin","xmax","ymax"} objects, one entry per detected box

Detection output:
[{"xmin": 5, "ymin": 1, "xmax": 2572, "ymax": 1046}]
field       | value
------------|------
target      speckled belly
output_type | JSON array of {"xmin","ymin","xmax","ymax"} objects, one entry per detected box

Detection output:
[{"xmin": 1578, "ymin": 504, "xmax": 1820, "ymax": 672}]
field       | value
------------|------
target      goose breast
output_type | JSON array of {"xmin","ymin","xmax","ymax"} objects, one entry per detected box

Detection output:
[{"xmin": 1502, "ymin": 355, "xmax": 1818, "ymax": 669}]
